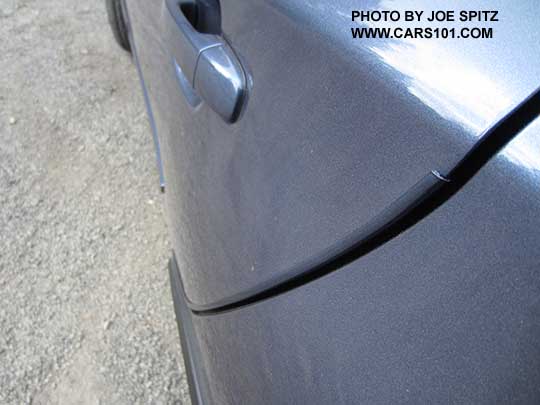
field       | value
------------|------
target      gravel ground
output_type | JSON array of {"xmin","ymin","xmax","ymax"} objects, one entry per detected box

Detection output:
[{"xmin": 0, "ymin": 0, "xmax": 190, "ymax": 403}]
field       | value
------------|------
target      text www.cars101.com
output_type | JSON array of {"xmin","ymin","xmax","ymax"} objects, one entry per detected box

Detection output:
[{"xmin": 351, "ymin": 27, "xmax": 493, "ymax": 39}]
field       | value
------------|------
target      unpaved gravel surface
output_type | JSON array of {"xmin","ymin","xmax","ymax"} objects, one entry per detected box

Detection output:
[{"xmin": 0, "ymin": 0, "xmax": 190, "ymax": 403}]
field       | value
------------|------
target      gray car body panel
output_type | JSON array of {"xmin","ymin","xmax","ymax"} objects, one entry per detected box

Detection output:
[
  {"xmin": 175, "ymin": 119, "xmax": 540, "ymax": 404},
  {"xmin": 127, "ymin": 0, "xmax": 540, "ymax": 308},
  {"xmin": 124, "ymin": 0, "xmax": 540, "ymax": 401}
]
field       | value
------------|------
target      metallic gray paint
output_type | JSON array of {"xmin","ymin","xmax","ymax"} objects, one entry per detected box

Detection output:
[
  {"xmin": 127, "ymin": 0, "xmax": 540, "ymax": 308},
  {"xmin": 181, "ymin": 119, "xmax": 540, "ymax": 404},
  {"xmin": 163, "ymin": 0, "xmax": 245, "ymax": 122},
  {"xmin": 123, "ymin": 0, "xmax": 540, "ymax": 402},
  {"xmin": 163, "ymin": 0, "xmax": 219, "ymax": 83},
  {"xmin": 193, "ymin": 43, "xmax": 246, "ymax": 123}
]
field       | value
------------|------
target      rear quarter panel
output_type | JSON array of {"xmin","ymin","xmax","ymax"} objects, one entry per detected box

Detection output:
[{"xmin": 187, "ymin": 118, "xmax": 540, "ymax": 404}]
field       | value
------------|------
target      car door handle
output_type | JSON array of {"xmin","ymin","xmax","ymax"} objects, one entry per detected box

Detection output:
[{"xmin": 164, "ymin": 0, "xmax": 246, "ymax": 123}]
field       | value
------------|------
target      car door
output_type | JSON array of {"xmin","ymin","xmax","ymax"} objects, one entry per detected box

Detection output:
[{"xmin": 125, "ymin": 0, "xmax": 540, "ymax": 310}]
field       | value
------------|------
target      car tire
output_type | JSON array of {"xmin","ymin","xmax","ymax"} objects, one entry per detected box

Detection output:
[{"xmin": 106, "ymin": 0, "xmax": 131, "ymax": 52}]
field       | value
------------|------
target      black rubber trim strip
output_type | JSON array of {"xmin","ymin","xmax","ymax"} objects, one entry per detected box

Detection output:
[
  {"xmin": 187, "ymin": 170, "xmax": 447, "ymax": 313},
  {"xmin": 169, "ymin": 259, "xmax": 207, "ymax": 405},
  {"xmin": 188, "ymin": 87, "xmax": 540, "ymax": 316}
]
